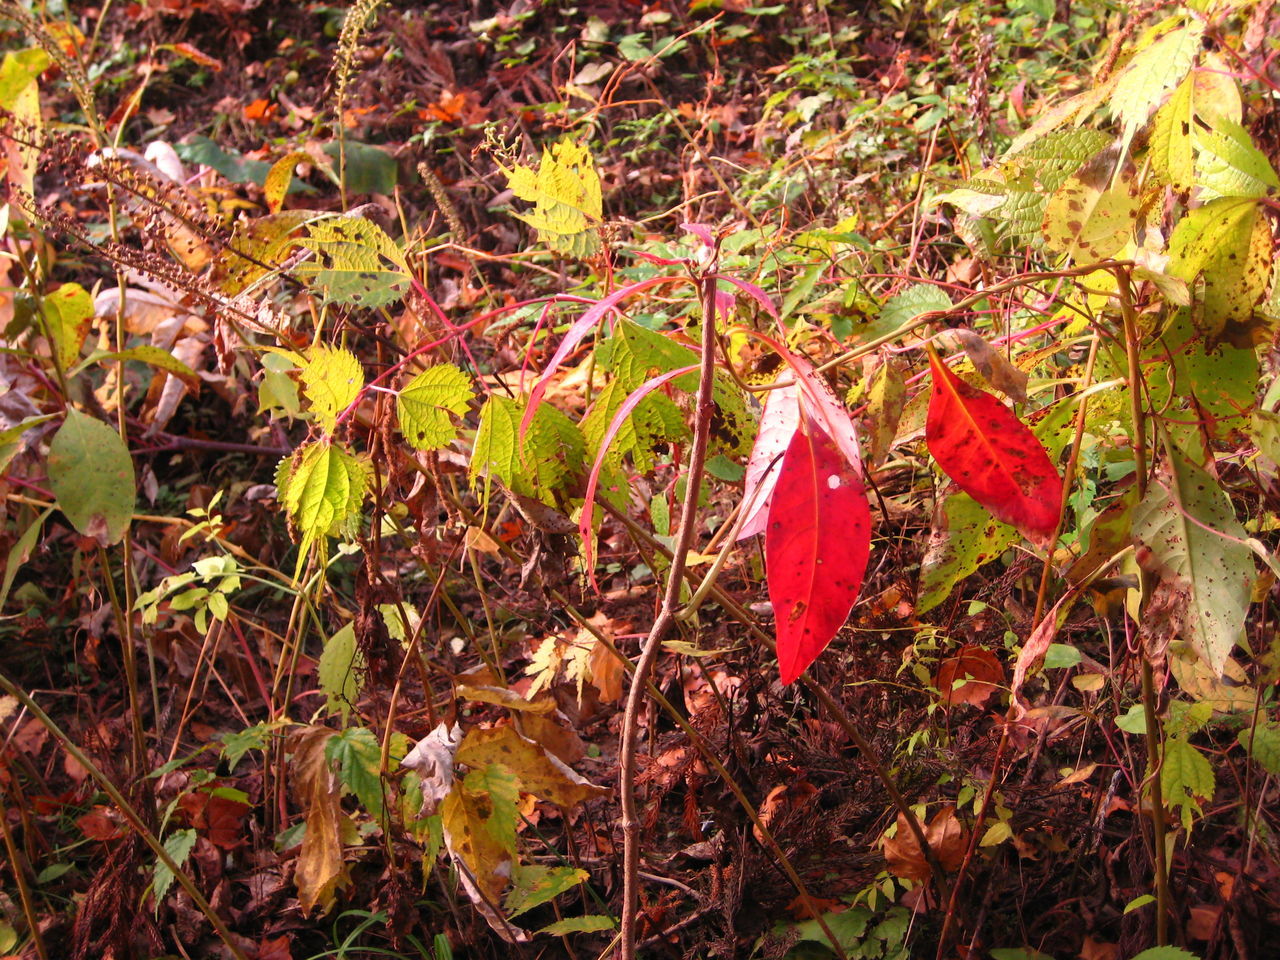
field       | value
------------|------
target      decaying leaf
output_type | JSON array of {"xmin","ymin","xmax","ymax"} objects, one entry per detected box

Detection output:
[
  {"xmin": 402, "ymin": 722, "xmax": 462, "ymax": 817},
  {"xmin": 883, "ymin": 806, "xmax": 966, "ymax": 883},
  {"xmin": 290, "ymin": 725, "xmax": 347, "ymax": 915}
]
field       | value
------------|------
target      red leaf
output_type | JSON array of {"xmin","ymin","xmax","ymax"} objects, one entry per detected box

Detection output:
[
  {"xmin": 925, "ymin": 348, "xmax": 1062, "ymax": 546},
  {"xmin": 766, "ymin": 419, "xmax": 871, "ymax": 684}
]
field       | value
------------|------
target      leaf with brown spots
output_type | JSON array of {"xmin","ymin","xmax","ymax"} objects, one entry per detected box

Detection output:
[
  {"xmin": 925, "ymin": 347, "xmax": 1063, "ymax": 548},
  {"xmin": 1041, "ymin": 151, "xmax": 1140, "ymax": 263},
  {"xmin": 454, "ymin": 726, "xmax": 607, "ymax": 807},
  {"xmin": 766, "ymin": 416, "xmax": 872, "ymax": 684}
]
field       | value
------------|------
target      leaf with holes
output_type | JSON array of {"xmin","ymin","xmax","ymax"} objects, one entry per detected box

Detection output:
[
  {"xmin": 925, "ymin": 348, "xmax": 1062, "ymax": 548},
  {"xmin": 396, "ymin": 363, "xmax": 473, "ymax": 451},
  {"xmin": 766, "ymin": 418, "xmax": 871, "ymax": 684},
  {"xmin": 1131, "ymin": 444, "xmax": 1252, "ymax": 677},
  {"xmin": 295, "ymin": 216, "xmax": 411, "ymax": 308}
]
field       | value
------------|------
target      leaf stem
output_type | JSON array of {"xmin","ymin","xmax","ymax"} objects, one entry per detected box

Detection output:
[{"xmin": 617, "ymin": 272, "xmax": 720, "ymax": 960}]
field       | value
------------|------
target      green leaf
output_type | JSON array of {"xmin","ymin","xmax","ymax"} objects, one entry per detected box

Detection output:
[
  {"xmin": 322, "ymin": 141, "xmax": 399, "ymax": 196},
  {"xmin": 1115, "ymin": 703, "xmax": 1148, "ymax": 735},
  {"xmin": 1167, "ymin": 198, "xmax": 1272, "ymax": 345},
  {"xmin": 0, "ymin": 506, "xmax": 52, "ymax": 612},
  {"xmin": 1238, "ymin": 722, "xmax": 1280, "ymax": 776},
  {"xmin": 47, "ymin": 409, "xmax": 136, "ymax": 546},
  {"xmin": 1131, "ymin": 443, "xmax": 1253, "ymax": 677},
  {"xmin": 536, "ymin": 915, "xmax": 616, "ymax": 936},
  {"xmin": 41, "ymin": 282, "xmax": 93, "ymax": 373},
  {"xmin": 471, "ymin": 395, "xmax": 585, "ymax": 504},
  {"xmin": 1124, "ymin": 893, "xmax": 1156, "ymax": 914},
  {"xmin": 1162, "ymin": 737, "xmax": 1215, "ymax": 830},
  {"xmin": 326, "ymin": 726, "xmax": 385, "ymax": 822},
  {"xmin": 1193, "ymin": 116, "xmax": 1280, "ymax": 201},
  {"xmin": 878, "ymin": 283, "xmax": 952, "ymax": 330},
  {"xmin": 396, "ymin": 364, "xmax": 474, "ymax": 450},
  {"xmin": 1042, "ymin": 643, "xmax": 1081, "ymax": 669},
  {"xmin": 1109, "ymin": 20, "xmax": 1204, "ymax": 165},
  {"xmin": 153, "ymin": 828, "xmax": 198, "ymax": 904},
  {"xmin": 1151, "ymin": 57, "xmax": 1242, "ymax": 193},
  {"xmin": 278, "ymin": 440, "xmax": 369, "ymax": 546},
  {"xmin": 300, "ymin": 344, "xmax": 364, "ymax": 433},
  {"xmin": 504, "ymin": 863, "xmax": 588, "ymax": 918},
  {"xmin": 317, "ymin": 622, "xmax": 363, "ymax": 723},
  {"xmin": 295, "ymin": 216, "xmax": 411, "ymax": 308},
  {"xmin": 502, "ymin": 139, "xmax": 602, "ymax": 259},
  {"xmin": 1042, "ymin": 155, "xmax": 1141, "ymax": 262},
  {"xmin": 917, "ymin": 491, "xmax": 1018, "ymax": 615},
  {"xmin": 1129, "ymin": 948, "xmax": 1200, "ymax": 960},
  {"xmin": 220, "ymin": 720, "xmax": 290, "ymax": 773}
]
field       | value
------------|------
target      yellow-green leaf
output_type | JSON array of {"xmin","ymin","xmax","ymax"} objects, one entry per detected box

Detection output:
[
  {"xmin": 441, "ymin": 765, "xmax": 519, "ymax": 907},
  {"xmin": 455, "ymin": 725, "xmax": 607, "ymax": 807},
  {"xmin": 317, "ymin": 622, "xmax": 363, "ymax": 723},
  {"xmin": 42, "ymin": 282, "xmax": 93, "ymax": 374},
  {"xmin": 277, "ymin": 439, "xmax": 369, "ymax": 543},
  {"xmin": 212, "ymin": 210, "xmax": 311, "ymax": 296},
  {"xmin": 1150, "ymin": 55, "xmax": 1242, "ymax": 193},
  {"xmin": 505, "ymin": 863, "xmax": 588, "ymax": 918},
  {"xmin": 1109, "ymin": 20, "xmax": 1204, "ymax": 166},
  {"xmin": 47, "ymin": 409, "xmax": 136, "ymax": 547},
  {"xmin": 1042, "ymin": 154, "xmax": 1140, "ymax": 262},
  {"xmin": 501, "ymin": 139, "xmax": 602, "ymax": 259},
  {"xmin": 1167, "ymin": 198, "xmax": 1272, "ymax": 344},
  {"xmin": 1193, "ymin": 115, "xmax": 1280, "ymax": 200},
  {"xmin": 396, "ymin": 363, "xmax": 474, "ymax": 450},
  {"xmin": 301, "ymin": 344, "xmax": 364, "ymax": 433},
  {"xmin": 295, "ymin": 216, "xmax": 411, "ymax": 307}
]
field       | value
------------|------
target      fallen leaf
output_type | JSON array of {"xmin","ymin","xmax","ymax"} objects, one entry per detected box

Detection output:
[
  {"xmin": 289, "ymin": 725, "xmax": 346, "ymax": 915},
  {"xmin": 935, "ymin": 645, "xmax": 1004, "ymax": 708},
  {"xmin": 883, "ymin": 806, "xmax": 965, "ymax": 883}
]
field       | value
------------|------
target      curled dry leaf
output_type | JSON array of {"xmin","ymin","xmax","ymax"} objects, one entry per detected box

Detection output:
[
  {"xmin": 882, "ymin": 805, "xmax": 966, "ymax": 883},
  {"xmin": 401, "ymin": 722, "xmax": 461, "ymax": 817}
]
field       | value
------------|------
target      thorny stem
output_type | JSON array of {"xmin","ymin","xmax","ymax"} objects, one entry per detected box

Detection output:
[
  {"xmin": 0, "ymin": 671, "xmax": 251, "ymax": 960},
  {"xmin": 618, "ymin": 272, "xmax": 720, "ymax": 960},
  {"xmin": 1117, "ymin": 268, "xmax": 1169, "ymax": 945}
]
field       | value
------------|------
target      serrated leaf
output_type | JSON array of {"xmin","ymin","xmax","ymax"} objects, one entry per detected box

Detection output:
[
  {"xmin": 153, "ymin": 828, "xmax": 198, "ymax": 905},
  {"xmin": 1132, "ymin": 444, "xmax": 1252, "ymax": 676},
  {"xmin": 300, "ymin": 344, "xmax": 364, "ymax": 433},
  {"xmin": 220, "ymin": 720, "xmax": 290, "ymax": 773},
  {"xmin": 47, "ymin": 409, "xmax": 136, "ymax": 546},
  {"xmin": 326, "ymin": 726, "xmax": 384, "ymax": 822},
  {"xmin": 295, "ymin": 216, "xmax": 411, "ymax": 307},
  {"xmin": 767, "ymin": 419, "xmax": 872, "ymax": 684},
  {"xmin": 212, "ymin": 210, "xmax": 311, "ymax": 296},
  {"xmin": 501, "ymin": 139, "xmax": 602, "ymax": 259},
  {"xmin": 1193, "ymin": 115, "xmax": 1279, "ymax": 200},
  {"xmin": 992, "ymin": 129, "xmax": 1113, "ymax": 240},
  {"xmin": 278, "ymin": 439, "xmax": 369, "ymax": 546},
  {"xmin": 1238, "ymin": 722, "xmax": 1280, "ymax": 776},
  {"xmin": 1129, "ymin": 948, "xmax": 1200, "ymax": 960},
  {"xmin": 1161, "ymin": 737, "xmax": 1215, "ymax": 831},
  {"xmin": 924, "ymin": 349, "xmax": 1063, "ymax": 547},
  {"xmin": 504, "ymin": 863, "xmax": 588, "ymax": 918},
  {"xmin": 1042, "ymin": 154, "xmax": 1141, "ymax": 262},
  {"xmin": 455, "ymin": 725, "xmax": 607, "ymax": 807},
  {"xmin": 396, "ymin": 363, "xmax": 473, "ymax": 450},
  {"xmin": 42, "ymin": 282, "xmax": 93, "ymax": 373},
  {"xmin": 1109, "ymin": 21, "xmax": 1204, "ymax": 166},
  {"xmin": 472, "ymin": 395, "xmax": 585, "ymax": 505},
  {"xmin": 317, "ymin": 622, "xmax": 363, "ymax": 723}
]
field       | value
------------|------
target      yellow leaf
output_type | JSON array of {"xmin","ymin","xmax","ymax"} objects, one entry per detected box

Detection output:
[
  {"xmin": 501, "ymin": 139, "xmax": 602, "ymax": 259},
  {"xmin": 455, "ymin": 726, "xmax": 608, "ymax": 807},
  {"xmin": 290, "ymin": 726, "xmax": 347, "ymax": 915}
]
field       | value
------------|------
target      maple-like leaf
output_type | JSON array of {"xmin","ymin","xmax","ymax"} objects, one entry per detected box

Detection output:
[
  {"xmin": 501, "ymin": 139, "xmax": 602, "ymax": 259},
  {"xmin": 924, "ymin": 348, "xmax": 1062, "ymax": 547}
]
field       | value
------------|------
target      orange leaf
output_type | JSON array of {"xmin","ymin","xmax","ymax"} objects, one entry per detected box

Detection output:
[
  {"xmin": 883, "ymin": 806, "xmax": 966, "ymax": 883},
  {"xmin": 935, "ymin": 645, "xmax": 1004, "ymax": 708},
  {"xmin": 925, "ymin": 347, "xmax": 1062, "ymax": 547}
]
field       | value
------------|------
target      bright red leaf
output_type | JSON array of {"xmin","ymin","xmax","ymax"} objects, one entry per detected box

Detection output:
[
  {"xmin": 925, "ymin": 348, "xmax": 1062, "ymax": 547},
  {"xmin": 766, "ymin": 418, "xmax": 871, "ymax": 684}
]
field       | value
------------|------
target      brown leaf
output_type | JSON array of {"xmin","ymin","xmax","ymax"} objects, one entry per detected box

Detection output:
[
  {"xmin": 754, "ymin": 780, "xmax": 818, "ymax": 843},
  {"xmin": 935, "ymin": 645, "xmax": 1004, "ymax": 708},
  {"xmin": 179, "ymin": 789, "xmax": 251, "ymax": 850},
  {"xmin": 76, "ymin": 805, "xmax": 124, "ymax": 841},
  {"xmin": 289, "ymin": 725, "xmax": 345, "ymax": 915},
  {"xmin": 883, "ymin": 806, "xmax": 966, "ymax": 882}
]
